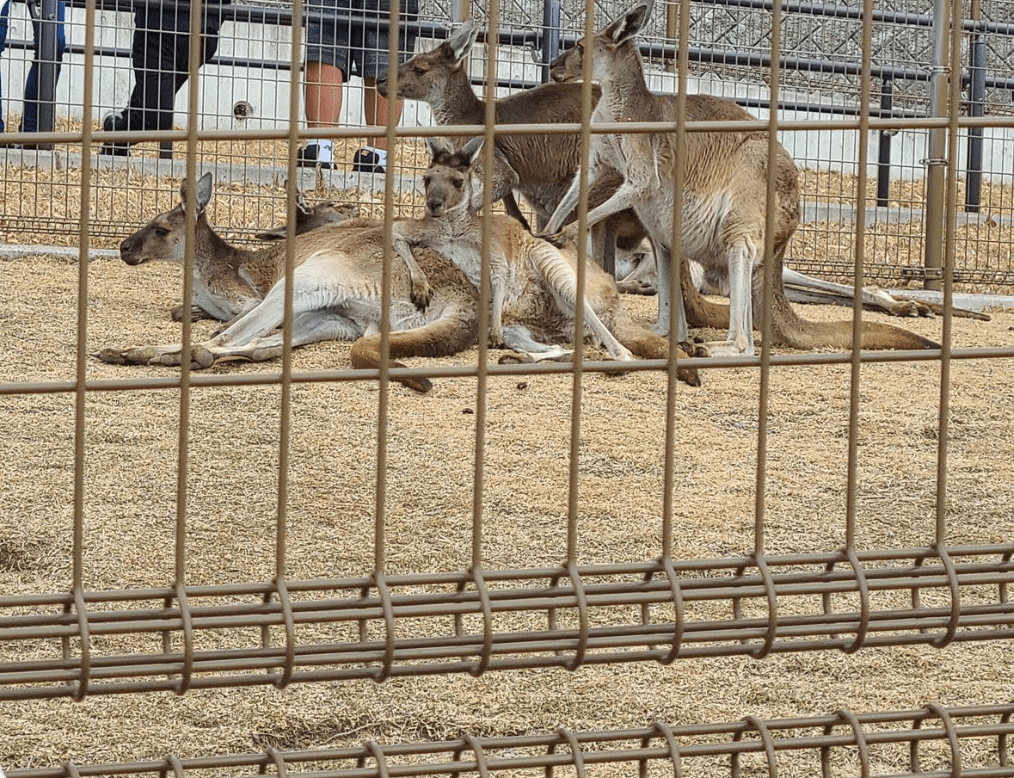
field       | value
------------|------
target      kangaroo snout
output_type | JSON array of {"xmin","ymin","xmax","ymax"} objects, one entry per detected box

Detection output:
[
  {"xmin": 375, "ymin": 71, "xmax": 390, "ymax": 97},
  {"xmin": 119, "ymin": 237, "xmax": 147, "ymax": 266}
]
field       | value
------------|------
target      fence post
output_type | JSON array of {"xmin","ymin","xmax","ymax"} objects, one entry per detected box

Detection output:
[
  {"xmin": 877, "ymin": 76, "xmax": 894, "ymax": 208},
  {"xmin": 451, "ymin": 0, "xmax": 469, "ymax": 23},
  {"xmin": 922, "ymin": 0, "xmax": 950, "ymax": 292},
  {"xmin": 965, "ymin": 1, "xmax": 986, "ymax": 213},
  {"xmin": 540, "ymin": 0, "xmax": 561, "ymax": 84}
]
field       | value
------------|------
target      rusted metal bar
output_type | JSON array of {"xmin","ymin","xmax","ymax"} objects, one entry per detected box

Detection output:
[
  {"xmin": 6, "ymin": 703, "xmax": 1014, "ymax": 778},
  {"xmin": 2, "ymin": 546, "xmax": 1012, "ymax": 699}
]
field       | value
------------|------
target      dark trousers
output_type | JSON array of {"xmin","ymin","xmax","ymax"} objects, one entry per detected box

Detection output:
[
  {"xmin": 0, "ymin": 0, "xmax": 67, "ymax": 133},
  {"xmin": 120, "ymin": 4, "xmax": 221, "ymax": 132}
]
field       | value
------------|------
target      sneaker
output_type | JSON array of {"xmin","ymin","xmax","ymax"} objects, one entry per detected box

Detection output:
[
  {"xmin": 352, "ymin": 147, "xmax": 384, "ymax": 174},
  {"xmin": 99, "ymin": 112, "xmax": 130, "ymax": 156},
  {"xmin": 297, "ymin": 143, "xmax": 334, "ymax": 169}
]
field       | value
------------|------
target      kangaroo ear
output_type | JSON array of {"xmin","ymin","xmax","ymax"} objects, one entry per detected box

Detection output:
[
  {"xmin": 460, "ymin": 135, "xmax": 484, "ymax": 164},
  {"xmin": 426, "ymin": 136, "xmax": 454, "ymax": 159},
  {"xmin": 180, "ymin": 172, "xmax": 213, "ymax": 214},
  {"xmin": 194, "ymin": 171, "xmax": 213, "ymax": 213},
  {"xmin": 604, "ymin": 1, "xmax": 653, "ymax": 45},
  {"xmin": 444, "ymin": 18, "xmax": 480, "ymax": 64}
]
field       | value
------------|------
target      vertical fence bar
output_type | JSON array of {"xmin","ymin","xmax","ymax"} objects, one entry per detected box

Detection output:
[
  {"xmin": 565, "ymin": 0, "xmax": 596, "ymax": 572},
  {"xmin": 662, "ymin": 0, "xmax": 690, "ymax": 557},
  {"xmin": 935, "ymin": 0, "xmax": 961, "ymax": 548},
  {"xmin": 964, "ymin": 0, "xmax": 986, "ymax": 214},
  {"xmin": 846, "ymin": 0, "xmax": 874, "ymax": 563},
  {"xmin": 755, "ymin": 0, "xmax": 784, "ymax": 553},
  {"xmin": 474, "ymin": 0, "xmax": 498, "ymax": 621},
  {"xmin": 876, "ymin": 77, "xmax": 893, "ymax": 208},
  {"xmin": 540, "ymin": 0, "xmax": 561, "ymax": 84},
  {"xmin": 67, "ymin": 0, "xmax": 98, "ymax": 703},
  {"xmin": 922, "ymin": 0, "xmax": 949, "ymax": 292}
]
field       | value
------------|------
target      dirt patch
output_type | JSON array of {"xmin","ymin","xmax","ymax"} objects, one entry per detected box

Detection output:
[{"xmin": 2, "ymin": 249, "xmax": 1013, "ymax": 774}]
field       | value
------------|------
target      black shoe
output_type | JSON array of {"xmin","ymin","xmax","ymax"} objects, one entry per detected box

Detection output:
[
  {"xmin": 297, "ymin": 143, "xmax": 334, "ymax": 169},
  {"xmin": 352, "ymin": 148, "xmax": 384, "ymax": 174},
  {"xmin": 99, "ymin": 112, "xmax": 131, "ymax": 156}
]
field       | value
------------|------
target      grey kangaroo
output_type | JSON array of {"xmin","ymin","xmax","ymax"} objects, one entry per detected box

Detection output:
[{"xmin": 543, "ymin": 1, "xmax": 940, "ymax": 355}]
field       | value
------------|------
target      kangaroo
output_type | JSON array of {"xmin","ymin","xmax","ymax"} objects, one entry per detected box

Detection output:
[
  {"xmin": 253, "ymin": 187, "xmax": 360, "ymax": 241},
  {"xmin": 97, "ymin": 172, "xmax": 478, "ymax": 393},
  {"xmin": 119, "ymin": 175, "xmax": 433, "ymax": 321},
  {"xmin": 375, "ymin": 20, "xmax": 648, "ymax": 277},
  {"xmin": 543, "ymin": 1, "xmax": 940, "ymax": 356},
  {"xmin": 387, "ymin": 136, "xmax": 701, "ymax": 387}
]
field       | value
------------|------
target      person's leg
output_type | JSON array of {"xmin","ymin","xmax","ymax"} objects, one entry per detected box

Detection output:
[
  {"xmin": 21, "ymin": 0, "xmax": 66, "ymax": 133},
  {"xmin": 302, "ymin": 0, "xmax": 348, "ymax": 166},
  {"xmin": 300, "ymin": 0, "xmax": 349, "ymax": 167},
  {"xmin": 305, "ymin": 60, "xmax": 344, "ymax": 129},
  {"xmin": 0, "ymin": 0, "xmax": 11, "ymax": 133}
]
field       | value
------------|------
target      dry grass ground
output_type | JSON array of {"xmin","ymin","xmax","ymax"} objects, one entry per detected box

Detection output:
[{"xmin": 2, "ymin": 243, "xmax": 1013, "ymax": 775}]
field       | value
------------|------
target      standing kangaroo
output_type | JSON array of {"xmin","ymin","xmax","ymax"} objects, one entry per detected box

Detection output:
[
  {"xmin": 375, "ymin": 20, "xmax": 648, "ymax": 278},
  {"xmin": 543, "ymin": 1, "xmax": 940, "ymax": 356},
  {"xmin": 97, "ymin": 173, "xmax": 478, "ymax": 393},
  {"xmin": 388, "ymin": 136, "xmax": 701, "ymax": 387}
]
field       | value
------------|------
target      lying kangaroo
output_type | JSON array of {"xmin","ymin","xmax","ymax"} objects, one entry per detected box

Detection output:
[
  {"xmin": 375, "ymin": 20, "xmax": 647, "ymax": 276},
  {"xmin": 544, "ymin": 1, "xmax": 940, "ymax": 356},
  {"xmin": 253, "ymin": 187, "xmax": 359, "ymax": 241},
  {"xmin": 389, "ymin": 136, "xmax": 701, "ymax": 386},
  {"xmin": 97, "ymin": 172, "xmax": 478, "ymax": 393},
  {"xmin": 119, "ymin": 174, "xmax": 433, "ymax": 318}
]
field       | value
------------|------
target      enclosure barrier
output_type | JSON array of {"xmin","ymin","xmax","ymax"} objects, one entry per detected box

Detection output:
[
  {"xmin": 6, "ymin": 703, "xmax": 1014, "ymax": 778},
  {"xmin": 2, "ymin": 544, "xmax": 1012, "ymax": 700}
]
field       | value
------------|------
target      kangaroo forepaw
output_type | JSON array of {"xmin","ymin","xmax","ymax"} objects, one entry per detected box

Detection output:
[
  {"xmin": 171, "ymin": 303, "xmax": 212, "ymax": 323},
  {"xmin": 410, "ymin": 279, "xmax": 433, "ymax": 311},
  {"xmin": 616, "ymin": 279, "xmax": 657, "ymax": 296}
]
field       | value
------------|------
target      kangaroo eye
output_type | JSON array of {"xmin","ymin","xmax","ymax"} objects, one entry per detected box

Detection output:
[
  {"xmin": 154, "ymin": 227, "xmax": 170, "ymax": 237},
  {"xmin": 453, "ymin": 179, "xmax": 463, "ymax": 189},
  {"xmin": 413, "ymin": 66, "xmax": 426, "ymax": 75}
]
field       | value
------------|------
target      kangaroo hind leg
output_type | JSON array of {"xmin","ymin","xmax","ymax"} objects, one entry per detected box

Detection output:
[{"xmin": 532, "ymin": 243, "xmax": 636, "ymax": 362}]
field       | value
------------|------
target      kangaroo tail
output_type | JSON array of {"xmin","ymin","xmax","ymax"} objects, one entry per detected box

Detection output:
[
  {"xmin": 682, "ymin": 260, "xmax": 939, "ymax": 351},
  {"xmin": 612, "ymin": 313, "xmax": 702, "ymax": 387},
  {"xmin": 349, "ymin": 308, "xmax": 478, "ymax": 393},
  {"xmin": 768, "ymin": 291, "xmax": 940, "ymax": 351}
]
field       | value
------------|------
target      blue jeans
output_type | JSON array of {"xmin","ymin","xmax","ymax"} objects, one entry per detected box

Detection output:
[{"xmin": 0, "ymin": 0, "xmax": 67, "ymax": 133}]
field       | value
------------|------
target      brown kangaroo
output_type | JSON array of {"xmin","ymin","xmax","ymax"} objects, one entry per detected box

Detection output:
[
  {"xmin": 375, "ymin": 20, "xmax": 648, "ymax": 277},
  {"xmin": 544, "ymin": 1, "xmax": 940, "ymax": 355},
  {"xmin": 387, "ymin": 136, "xmax": 701, "ymax": 387},
  {"xmin": 97, "ymin": 172, "xmax": 478, "ymax": 393}
]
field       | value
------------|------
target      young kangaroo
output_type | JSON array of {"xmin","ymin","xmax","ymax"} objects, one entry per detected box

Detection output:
[
  {"xmin": 375, "ymin": 20, "xmax": 647, "ymax": 276},
  {"xmin": 544, "ymin": 1, "xmax": 940, "ymax": 356},
  {"xmin": 388, "ymin": 136, "xmax": 701, "ymax": 387},
  {"xmin": 97, "ymin": 173, "xmax": 478, "ymax": 393},
  {"xmin": 253, "ymin": 187, "xmax": 359, "ymax": 241}
]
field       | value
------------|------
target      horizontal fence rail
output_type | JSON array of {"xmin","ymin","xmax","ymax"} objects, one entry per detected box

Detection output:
[
  {"xmin": 6, "ymin": 702, "xmax": 1014, "ymax": 778},
  {"xmin": 2, "ymin": 544, "xmax": 1012, "ymax": 700}
]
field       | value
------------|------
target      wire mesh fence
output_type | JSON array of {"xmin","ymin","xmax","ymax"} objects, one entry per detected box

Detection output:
[
  {"xmin": 2, "ymin": 0, "xmax": 1014, "ymax": 776},
  {"xmin": 2, "ymin": 0, "xmax": 1014, "ymax": 286}
]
